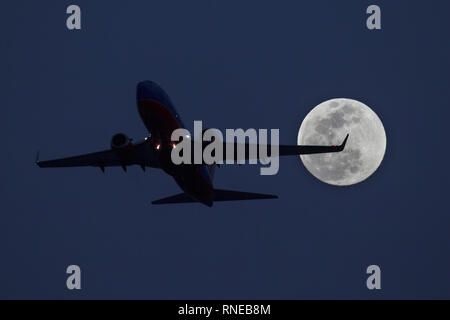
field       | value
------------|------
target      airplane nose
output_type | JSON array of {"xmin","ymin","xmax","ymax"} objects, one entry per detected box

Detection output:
[
  {"xmin": 136, "ymin": 81, "xmax": 156, "ymax": 101},
  {"xmin": 136, "ymin": 81, "xmax": 174, "ymax": 110}
]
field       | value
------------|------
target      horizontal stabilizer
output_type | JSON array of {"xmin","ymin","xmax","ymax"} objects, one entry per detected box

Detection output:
[
  {"xmin": 213, "ymin": 189, "xmax": 278, "ymax": 202},
  {"xmin": 152, "ymin": 193, "xmax": 197, "ymax": 205},
  {"xmin": 152, "ymin": 189, "xmax": 278, "ymax": 205}
]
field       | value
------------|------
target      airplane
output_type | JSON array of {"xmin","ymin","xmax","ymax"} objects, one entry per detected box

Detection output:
[{"xmin": 36, "ymin": 81, "xmax": 348, "ymax": 207}]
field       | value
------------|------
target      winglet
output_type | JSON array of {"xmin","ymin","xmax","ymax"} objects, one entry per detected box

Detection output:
[{"xmin": 339, "ymin": 134, "xmax": 349, "ymax": 151}]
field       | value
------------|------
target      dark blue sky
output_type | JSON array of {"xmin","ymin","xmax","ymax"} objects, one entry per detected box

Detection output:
[{"xmin": 1, "ymin": 0, "xmax": 449, "ymax": 299}]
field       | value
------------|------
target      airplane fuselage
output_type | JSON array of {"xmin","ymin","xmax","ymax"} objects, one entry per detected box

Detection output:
[{"xmin": 136, "ymin": 81, "xmax": 214, "ymax": 206}]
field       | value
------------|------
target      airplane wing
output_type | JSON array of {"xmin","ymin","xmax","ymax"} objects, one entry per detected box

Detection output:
[
  {"xmin": 219, "ymin": 134, "xmax": 349, "ymax": 162},
  {"xmin": 36, "ymin": 140, "xmax": 160, "ymax": 171}
]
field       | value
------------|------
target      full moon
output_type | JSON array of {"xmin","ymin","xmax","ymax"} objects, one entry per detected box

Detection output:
[{"xmin": 297, "ymin": 98, "xmax": 386, "ymax": 186}]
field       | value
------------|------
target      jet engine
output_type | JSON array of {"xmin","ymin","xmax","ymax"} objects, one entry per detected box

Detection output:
[{"xmin": 111, "ymin": 133, "xmax": 132, "ymax": 149}]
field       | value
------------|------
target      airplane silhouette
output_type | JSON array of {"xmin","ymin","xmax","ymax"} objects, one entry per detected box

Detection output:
[{"xmin": 36, "ymin": 81, "xmax": 348, "ymax": 207}]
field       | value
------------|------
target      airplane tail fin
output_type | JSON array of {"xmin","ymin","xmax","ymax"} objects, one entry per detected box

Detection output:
[{"xmin": 152, "ymin": 189, "xmax": 277, "ymax": 205}]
